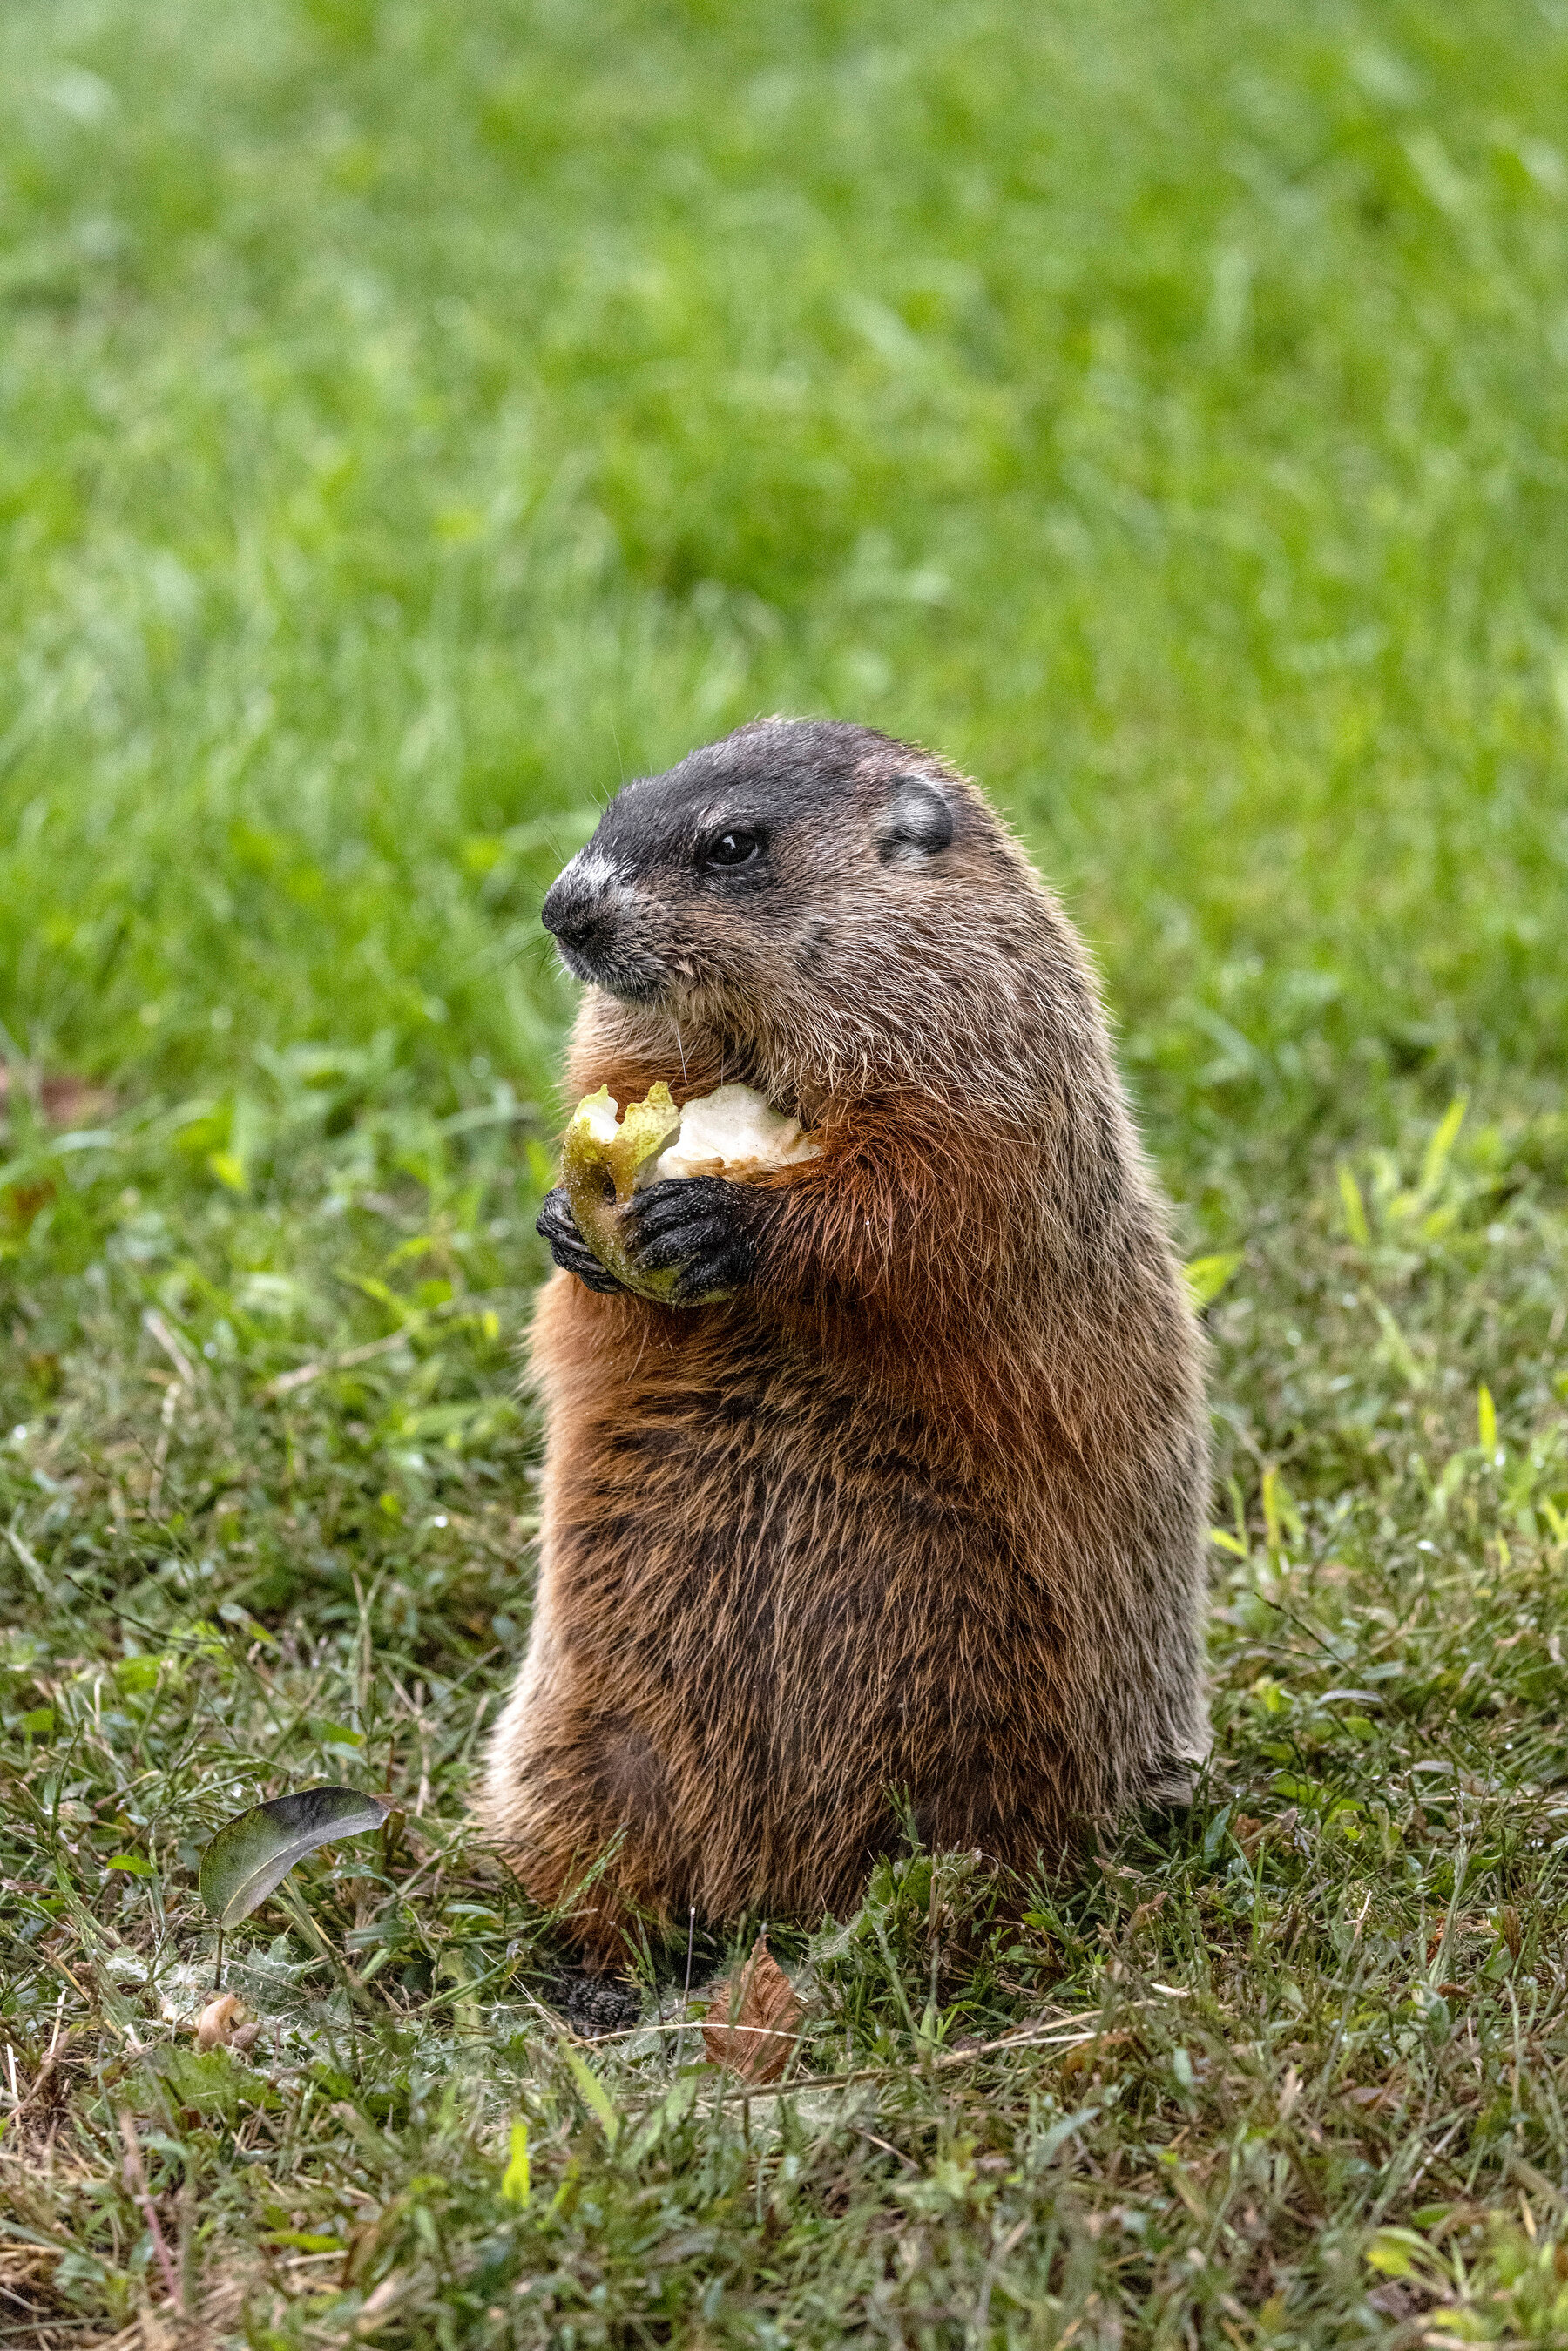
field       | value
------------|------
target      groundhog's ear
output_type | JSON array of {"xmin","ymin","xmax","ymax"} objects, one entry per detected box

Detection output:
[{"xmin": 878, "ymin": 774, "xmax": 954, "ymax": 864}]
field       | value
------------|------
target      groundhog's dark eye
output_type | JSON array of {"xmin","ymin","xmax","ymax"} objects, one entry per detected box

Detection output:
[{"xmin": 702, "ymin": 827, "xmax": 767, "ymax": 871}]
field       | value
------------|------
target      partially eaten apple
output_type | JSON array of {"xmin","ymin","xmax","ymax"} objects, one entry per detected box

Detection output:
[{"xmin": 560, "ymin": 1081, "xmax": 820, "ymax": 1304}]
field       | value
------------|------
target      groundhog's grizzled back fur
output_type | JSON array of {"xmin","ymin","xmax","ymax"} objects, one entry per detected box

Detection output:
[{"xmin": 482, "ymin": 719, "xmax": 1209, "ymax": 1965}]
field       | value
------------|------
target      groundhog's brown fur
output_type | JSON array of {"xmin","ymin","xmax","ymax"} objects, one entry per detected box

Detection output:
[{"xmin": 482, "ymin": 719, "xmax": 1209, "ymax": 1965}]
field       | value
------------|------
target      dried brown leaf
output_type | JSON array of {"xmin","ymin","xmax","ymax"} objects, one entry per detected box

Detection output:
[
  {"xmin": 1060, "ymin": 2027, "xmax": 1131, "ymax": 2080},
  {"xmin": 1344, "ymin": 2079, "xmax": 1402, "ymax": 2112},
  {"xmin": 195, "ymin": 1993, "xmax": 242, "ymax": 2051},
  {"xmin": 700, "ymin": 1935, "xmax": 802, "ymax": 2084},
  {"xmin": 0, "ymin": 1065, "xmax": 116, "ymax": 1127},
  {"xmin": 39, "ymin": 1072, "xmax": 115, "ymax": 1126}
]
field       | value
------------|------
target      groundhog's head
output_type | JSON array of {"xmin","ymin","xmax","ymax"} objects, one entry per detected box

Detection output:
[{"xmin": 541, "ymin": 719, "xmax": 1029, "ymax": 1065}]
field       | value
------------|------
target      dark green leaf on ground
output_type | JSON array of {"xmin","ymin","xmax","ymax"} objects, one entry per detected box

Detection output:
[{"xmin": 198, "ymin": 1785, "xmax": 390, "ymax": 1929}]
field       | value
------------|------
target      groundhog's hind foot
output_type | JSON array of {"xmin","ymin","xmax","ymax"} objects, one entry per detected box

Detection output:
[{"xmin": 557, "ymin": 1970, "xmax": 643, "ymax": 2038}]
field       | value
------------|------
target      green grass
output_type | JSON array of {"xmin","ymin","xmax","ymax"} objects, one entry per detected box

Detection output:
[{"xmin": 3, "ymin": 0, "xmax": 1568, "ymax": 2341}]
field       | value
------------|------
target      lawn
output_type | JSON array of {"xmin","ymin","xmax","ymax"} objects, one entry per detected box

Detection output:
[{"xmin": 3, "ymin": 0, "xmax": 1568, "ymax": 2342}]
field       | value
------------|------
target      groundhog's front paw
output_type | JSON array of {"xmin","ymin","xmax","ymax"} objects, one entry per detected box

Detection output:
[
  {"xmin": 536, "ymin": 1187, "xmax": 625, "ymax": 1294},
  {"xmin": 620, "ymin": 1177, "xmax": 758, "ymax": 1303}
]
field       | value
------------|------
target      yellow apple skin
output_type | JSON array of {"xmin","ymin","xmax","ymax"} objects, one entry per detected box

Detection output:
[{"xmin": 559, "ymin": 1083, "xmax": 684, "ymax": 1302}]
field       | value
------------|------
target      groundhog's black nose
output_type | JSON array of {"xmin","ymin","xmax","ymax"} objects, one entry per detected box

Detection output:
[{"xmin": 541, "ymin": 869, "xmax": 611, "ymax": 956}]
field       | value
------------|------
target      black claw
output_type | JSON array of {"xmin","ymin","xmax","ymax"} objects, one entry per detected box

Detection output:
[
  {"xmin": 625, "ymin": 1200, "xmax": 695, "ymax": 1244},
  {"xmin": 537, "ymin": 1188, "xmax": 623, "ymax": 1294},
  {"xmin": 619, "ymin": 1174, "xmax": 759, "ymax": 1299},
  {"xmin": 536, "ymin": 1187, "xmax": 577, "ymax": 1246},
  {"xmin": 672, "ymin": 1232, "xmax": 756, "ymax": 1301},
  {"xmin": 633, "ymin": 1219, "xmax": 721, "ymax": 1273},
  {"xmin": 668, "ymin": 1267, "xmax": 711, "ymax": 1305},
  {"xmin": 572, "ymin": 1259, "xmax": 625, "ymax": 1295},
  {"xmin": 623, "ymin": 1178, "xmax": 721, "ymax": 1243}
]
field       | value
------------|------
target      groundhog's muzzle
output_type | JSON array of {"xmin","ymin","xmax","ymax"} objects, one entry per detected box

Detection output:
[{"xmin": 540, "ymin": 855, "xmax": 666, "ymax": 1002}]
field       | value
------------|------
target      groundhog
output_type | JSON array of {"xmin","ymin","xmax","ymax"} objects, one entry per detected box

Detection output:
[{"xmin": 482, "ymin": 718, "xmax": 1209, "ymax": 1967}]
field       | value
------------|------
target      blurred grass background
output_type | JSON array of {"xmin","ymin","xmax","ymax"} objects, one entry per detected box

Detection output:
[{"xmin": 3, "ymin": 0, "xmax": 1566, "ymax": 1174}]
